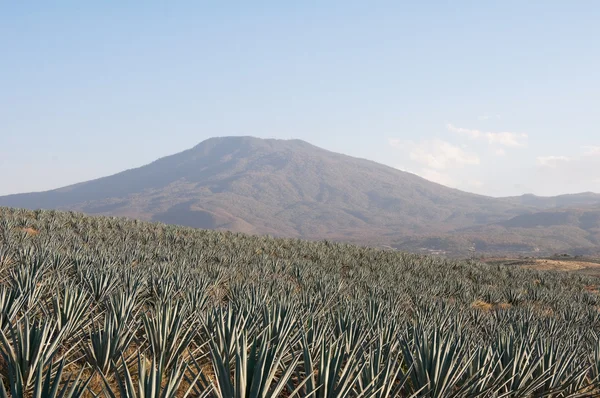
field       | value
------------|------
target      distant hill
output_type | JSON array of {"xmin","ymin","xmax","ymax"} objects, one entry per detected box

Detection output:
[
  {"xmin": 1, "ymin": 136, "xmax": 599, "ymax": 255},
  {"xmin": 397, "ymin": 206, "xmax": 600, "ymax": 257},
  {"xmin": 500, "ymin": 192, "xmax": 600, "ymax": 209}
]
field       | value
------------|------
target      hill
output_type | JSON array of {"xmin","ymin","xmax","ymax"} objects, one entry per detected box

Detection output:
[
  {"xmin": 2, "ymin": 136, "xmax": 600, "ymax": 255},
  {"xmin": 0, "ymin": 207, "xmax": 600, "ymax": 396},
  {"xmin": 396, "ymin": 206, "xmax": 600, "ymax": 257},
  {"xmin": 0, "ymin": 136, "xmax": 524, "ymax": 242},
  {"xmin": 500, "ymin": 192, "xmax": 600, "ymax": 209}
]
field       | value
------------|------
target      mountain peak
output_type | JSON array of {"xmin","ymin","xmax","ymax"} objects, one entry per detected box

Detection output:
[
  {"xmin": 193, "ymin": 135, "xmax": 312, "ymax": 148},
  {"xmin": 186, "ymin": 136, "xmax": 320, "ymax": 159}
]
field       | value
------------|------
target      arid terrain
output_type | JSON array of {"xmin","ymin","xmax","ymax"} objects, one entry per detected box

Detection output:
[{"xmin": 483, "ymin": 255, "xmax": 600, "ymax": 277}]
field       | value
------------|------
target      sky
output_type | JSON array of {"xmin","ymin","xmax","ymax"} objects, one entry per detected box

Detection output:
[{"xmin": 1, "ymin": 1, "xmax": 599, "ymax": 197}]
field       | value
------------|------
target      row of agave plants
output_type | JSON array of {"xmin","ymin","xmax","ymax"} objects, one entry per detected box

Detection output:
[{"xmin": 2, "ymin": 207, "xmax": 600, "ymax": 397}]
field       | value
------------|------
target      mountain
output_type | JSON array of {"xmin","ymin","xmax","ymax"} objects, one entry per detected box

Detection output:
[
  {"xmin": 0, "ymin": 136, "xmax": 525, "ymax": 241},
  {"xmin": 1, "ymin": 136, "xmax": 598, "ymax": 255},
  {"xmin": 500, "ymin": 192, "xmax": 600, "ymax": 209}
]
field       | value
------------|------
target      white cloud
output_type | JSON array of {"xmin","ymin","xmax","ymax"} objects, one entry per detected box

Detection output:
[
  {"xmin": 532, "ymin": 149, "xmax": 600, "ymax": 194},
  {"xmin": 446, "ymin": 123, "xmax": 528, "ymax": 147},
  {"xmin": 495, "ymin": 148, "xmax": 506, "ymax": 156},
  {"xmin": 395, "ymin": 139, "xmax": 480, "ymax": 170},
  {"xmin": 389, "ymin": 138, "xmax": 480, "ymax": 190},
  {"xmin": 446, "ymin": 124, "xmax": 481, "ymax": 139},
  {"xmin": 487, "ymin": 132, "xmax": 528, "ymax": 147},
  {"xmin": 478, "ymin": 113, "xmax": 501, "ymax": 121},
  {"xmin": 394, "ymin": 164, "xmax": 456, "ymax": 187},
  {"xmin": 388, "ymin": 138, "xmax": 401, "ymax": 147},
  {"xmin": 536, "ymin": 155, "xmax": 570, "ymax": 167},
  {"xmin": 582, "ymin": 146, "xmax": 600, "ymax": 156}
]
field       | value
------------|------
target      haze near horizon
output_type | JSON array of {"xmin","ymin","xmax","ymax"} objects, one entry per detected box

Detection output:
[{"xmin": 2, "ymin": 1, "xmax": 599, "ymax": 197}]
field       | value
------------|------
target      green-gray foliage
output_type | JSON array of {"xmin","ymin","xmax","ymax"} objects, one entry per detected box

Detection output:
[{"xmin": 1, "ymin": 206, "xmax": 600, "ymax": 397}]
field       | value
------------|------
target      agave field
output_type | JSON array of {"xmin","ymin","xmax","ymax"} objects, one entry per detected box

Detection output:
[{"xmin": 2, "ymin": 207, "xmax": 600, "ymax": 397}]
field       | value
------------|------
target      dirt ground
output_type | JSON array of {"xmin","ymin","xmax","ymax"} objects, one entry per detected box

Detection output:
[
  {"xmin": 483, "ymin": 258, "xmax": 600, "ymax": 276},
  {"xmin": 520, "ymin": 259, "xmax": 596, "ymax": 272}
]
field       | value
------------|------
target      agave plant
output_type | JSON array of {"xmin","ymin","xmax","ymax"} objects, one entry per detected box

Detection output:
[
  {"xmin": 8, "ymin": 256, "xmax": 47, "ymax": 311},
  {"xmin": 52, "ymin": 284, "xmax": 92, "ymax": 339},
  {"xmin": 80, "ymin": 266, "xmax": 120, "ymax": 302},
  {"xmin": 100, "ymin": 354, "xmax": 202, "ymax": 398},
  {"xmin": 2, "ymin": 207, "xmax": 600, "ymax": 396},
  {"xmin": 0, "ymin": 285, "xmax": 23, "ymax": 329},
  {"xmin": 294, "ymin": 326, "xmax": 367, "ymax": 398},
  {"xmin": 357, "ymin": 329, "xmax": 416, "ymax": 398},
  {"xmin": 400, "ymin": 324, "xmax": 473, "ymax": 398},
  {"xmin": 142, "ymin": 301, "xmax": 197, "ymax": 371},
  {"xmin": 492, "ymin": 331, "xmax": 552, "ymax": 397},
  {"xmin": 531, "ymin": 337, "xmax": 590, "ymax": 397},
  {"xmin": 81, "ymin": 311, "xmax": 136, "ymax": 375},
  {"xmin": 0, "ymin": 360, "xmax": 92, "ymax": 398},
  {"xmin": 209, "ymin": 324, "xmax": 306, "ymax": 398},
  {"xmin": 0, "ymin": 317, "xmax": 66, "ymax": 396}
]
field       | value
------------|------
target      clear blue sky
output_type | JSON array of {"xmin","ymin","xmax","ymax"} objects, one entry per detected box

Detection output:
[{"xmin": 2, "ymin": 1, "xmax": 599, "ymax": 197}]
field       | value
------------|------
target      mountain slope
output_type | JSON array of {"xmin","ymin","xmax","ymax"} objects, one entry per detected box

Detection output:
[
  {"xmin": 500, "ymin": 192, "xmax": 600, "ymax": 209},
  {"xmin": 395, "ymin": 205, "xmax": 600, "ymax": 256},
  {"xmin": 0, "ymin": 136, "xmax": 525, "ymax": 242}
]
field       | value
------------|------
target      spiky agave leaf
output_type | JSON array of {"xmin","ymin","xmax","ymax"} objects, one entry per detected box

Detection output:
[
  {"xmin": 209, "ymin": 306, "xmax": 307, "ymax": 398},
  {"xmin": 81, "ymin": 312, "xmax": 136, "ymax": 375},
  {"xmin": 31, "ymin": 360, "xmax": 93, "ymax": 398},
  {"xmin": 493, "ymin": 331, "xmax": 553, "ymax": 397},
  {"xmin": 101, "ymin": 353, "xmax": 199, "ymax": 398},
  {"xmin": 52, "ymin": 284, "xmax": 92, "ymax": 339},
  {"xmin": 295, "ymin": 327, "xmax": 368, "ymax": 398},
  {"xmin": 141, "ymin": 301, "xmax": 197, "ymax": 372},
  {"xmin": 0, "ymin": 317, "xmax": 66, "ymax": 396},
  {"xmin": 400, "ymin": 324, "xmax": 474, "ymax": 398},
  {"xmin": 531, "ymin": 337, "xmax": 590, "ymax": 397},
  {"xmin": 357, "ymin": 339, "xmax": 416, "ymax": 398},
  {"xmin": 0, "ymin": 285, "xmax": 23, "ymax": 329}
]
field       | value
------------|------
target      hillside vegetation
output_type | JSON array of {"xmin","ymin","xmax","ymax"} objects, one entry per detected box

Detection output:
[{"xmin": 2, "ymin": 207, "xmax": 600, "ymax": 396}]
